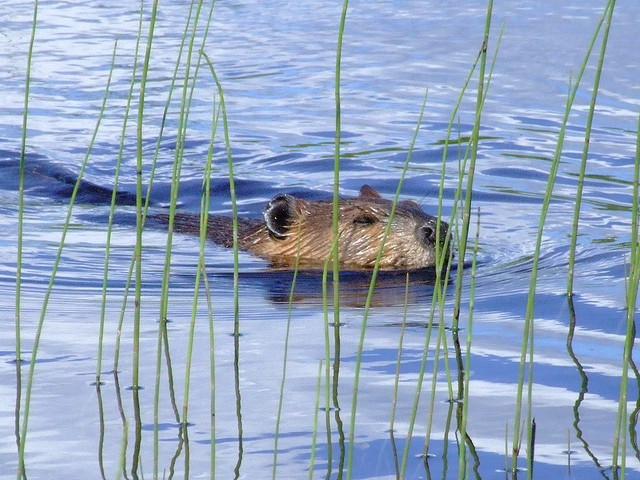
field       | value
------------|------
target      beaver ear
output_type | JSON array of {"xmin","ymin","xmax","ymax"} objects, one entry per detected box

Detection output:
[
  {"xmin": 263, "ymin": 194, "xmax": 297, "ymax": 239},
  {"xmin": 358, "ymin": 185, "xmax": 382, "ymax": 199}
]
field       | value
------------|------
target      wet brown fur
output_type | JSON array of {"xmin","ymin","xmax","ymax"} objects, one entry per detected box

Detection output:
[{"xmin": 170, "ymin": 185, "xmax": 450, "ymax": 271}]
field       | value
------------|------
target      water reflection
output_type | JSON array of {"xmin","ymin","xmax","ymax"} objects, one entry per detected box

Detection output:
[
  {"xmin": 206, "ymin": 268, "xmax": 447, "ymax": 307},
  {"xmin": 2, "ymin": 0, "xmax": 640, "ymax": 478}
]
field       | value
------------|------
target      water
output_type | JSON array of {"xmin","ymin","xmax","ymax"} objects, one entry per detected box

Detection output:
[{"xmin": 1, "ymin": 0, "xmax": 639, "ymax": 478}]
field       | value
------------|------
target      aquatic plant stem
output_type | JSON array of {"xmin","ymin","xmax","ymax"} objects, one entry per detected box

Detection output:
[
  {"xmin": 458, "ymin": 209, "xmax": 480, "ymax": 479},
  {"xmin": 202, "ymin": 265, "xmax": 216, "ymax": 478},
  {"xmin": 321, "ymin": 235, "xmax": 341, "ymax": 474},
  {"xmin": 91, "ymin": 37, "xmax": 127, "ymax": 480},
  {"xmin": 131, "ymin": 3, "xmax": 159, "ymax": 479},
  {"xmin": 453, "ymin": 0, "xmax": 492, "ymax": 328},
  {"xmin": 566, "ymin": 0, "xmax": 616, "ymax": 296},
  {"xmin": 402, "ymin": 14, "xmax": 501, "ymax": 475},
  {"xmin": 332, "ymin": 0, "xmax": 349, "ymax": 362},
  {"xmin": 185, "ymin": 75, "xmax": 218, "ymax": 480},
  {"xmin": 511, "ymin": 2, "xmax": 613, "ymax": 472},
  {"xmin": 178, "ymin": 4, "xmax": 218, "ymax": 478},
  {"xmin": 347, "ymin": 92, "xmax": 429, "ymax": 480},
  {"xmin": 272, "ymin": 231, "xmax": 303, "ymax": 480},
  {"xmin": 400, "ymin": 33, "xmax": 483, "ymax": 478},
  {"xmin": 389, "ymin": 273, "xmax": 410, "ymax": 432},
  {"xmin": 201, "ymin": 53, "xmax": 239, "ymax": 331},
  {"xmin": 17, "ymin": 18, "xmax": 115, "ymax": 480},
  {"xmin": 107, "ymin": 0, "xmax": 144, "ymax": 374},
  {"xmin": 155, "ymin": 0, "xmax": 204, "ymax": 451},
  {"xmin": 15, "ymin": 2, "xmax": 38, "ymax": 478},
  {"xmin": 202, "ymin": 49, "xmax": 244, "ymax": 475},
  {"xmin": 329, "ymin": 4, "xmax": 349, "ymax": 476},
  {"xmin": 98, "ymin": 5, "xmax": 144, "ymax": 384},
  {"xmin": 613, "ymin": 35, "xmax": 638, "ymax": 476},
  {"xmin": 112, "ymin": 0, "xmax": 187, "ymax": 374},
  {"xmin": 444, "ymin": 18, "xmax": 502, "ymax": 358}
]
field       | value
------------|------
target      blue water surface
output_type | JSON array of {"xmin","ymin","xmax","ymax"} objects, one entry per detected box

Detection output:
[{"xmin": 1, "ymin": 1, "xmax": 639, "ymax": 479}]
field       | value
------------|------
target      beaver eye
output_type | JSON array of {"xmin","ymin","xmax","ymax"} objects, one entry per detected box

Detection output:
[{"xmin": 353, "ymin": 214, "xmax": 378, "ymax": 226}]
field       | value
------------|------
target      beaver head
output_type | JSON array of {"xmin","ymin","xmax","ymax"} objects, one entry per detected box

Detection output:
[{"xmin": 238, "ymin": 185, "xmax": 450, "ymax": 270}]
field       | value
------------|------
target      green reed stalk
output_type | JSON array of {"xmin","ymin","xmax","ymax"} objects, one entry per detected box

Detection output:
[
  {"xmin": 201, "ymin": 51, "xmax": 240, "ymax": 327},
  {"xmin": 399, "ymin": 61, "xmax": 477, "ymax": 480},
  {"xmin": 328, "ymin": 7, "xmax": 349, "ymax": 475},
  {"xmin": 403, "ymin": 15, "xmax": 501, "ymax": 477},
  {"xmin": 131, "ymin": 2, "xmax": 159, "ymax": 477},
  {"xmin": 321, "ymin": 235, "xmax": 340, "ymax": 473},
  {"xmin": 510, "ymin": 97, "xmax": 564, "ymax": 475},
  {"xmin": 183, "ymin": 92, "xmax": 218, "ymax": 480},
  {"xmin": 203, "ymin": 51, "xmax": 244, "ymax": 473},
  {"xmin": 457, "ymin": 210, "xmax": 479, "ymax": 478},
  {"xmin": 272, "ymin": 236, "xmax": 303, "ymax": 480},
  {"xmin": 133, "ymin": 0, "xmax": 157, "ymax": 390},
  {"xmin": 510, "ymin": 3, "xmax": 613, "ymax": 472},
  {"xmin": 413, "ymin": 51, "xmax": 478, "ymax": 469},
  {"xmin": 346, "ymin": 92, "xmax": 429, "ymax": 480},
  {"xmin": 201, "ymin": 267, "xmax": 216, "ymax": 478},
  {"xmin": 612, "ymin": 58, "xmax": 640, "ymax": 479},
  {"xmin": 179, "ymin": 5, "xmax": 219, "ymax": 478},
  {"xmin": 156, "ymin": 3, "xmax": 205, "ymax": 460},
  {"xmin": 17, "ymin": 35, "xmax": 116, "ymax": 480},
  {"xmin": 98, "ymin": 5, "xmax": 144, "ymax": 383},
  {"xmin": 113, "ymin": 0, "xmax": 193, "ymax": 372},
  {"xmin": 389, "ymin": 273, "xmax": 410, "ymax": 433},
  {"xmin": 107, "ymin": 2, "xmax": 186, "ymax": 469},
  {"xmin": 629, "ymin": 102, "xmax": 640, "ymax": 291},
  {"xmin": 173, "ymin": 0, "xmax": 208, "ymax": 413},
  {"xmin": 308, "ymin": 360, "xmax": 324, "ymax": 480},
  {"xmin": 105, "ymin": 0, "xmax": 144, "ymax": 374},
  {"xmin": 93, "ymin": 32, "xmax": 133, "ymax": 478},
  {"xmin": 566, "ymin": 0, "xmax": 616, "ymax": 296},
  {"xmin": 332, "ymin": 0, "xmax": 349, "ymax": 354},
  {"xmin": 452, "ymin": 0, "xmax": 492, "ymax": 331},
  {"xmin": 15, "ymin": 2, "xmax": 38, "ymax": 478},
  {"xmin": 441, "ymin": 24, "xmax": 502, "ymax": 396},
  {"xmin": 330, "ymin": 11, "xmax": 350, "ymax": 473},
  {"xmin": 169, "ymin": 9, "xmax": 215, "ymax": 475}
]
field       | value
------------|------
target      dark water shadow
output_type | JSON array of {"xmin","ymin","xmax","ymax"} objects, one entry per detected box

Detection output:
[{"xmin": 197, "ymin": 266, "xmax": 453, "ymax": 308}]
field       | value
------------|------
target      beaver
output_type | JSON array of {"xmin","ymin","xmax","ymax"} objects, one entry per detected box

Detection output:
[
  {"xmin": 170, "ymin": 185, "xmax": 450, "ymax": 271},
  {"xmin": 4, "ymin": 157, "xmax": 449, "ymax": 270}
]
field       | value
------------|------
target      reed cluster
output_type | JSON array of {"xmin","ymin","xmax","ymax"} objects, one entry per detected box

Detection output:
[{"xmin": 12, "ymin": 0, "xmax": 636, "ymax": 479}]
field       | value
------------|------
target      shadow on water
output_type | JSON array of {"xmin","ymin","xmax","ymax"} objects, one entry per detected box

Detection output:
[{"xmin": 204, "ymin": 267, "xmax": 451, "ymax": 308}]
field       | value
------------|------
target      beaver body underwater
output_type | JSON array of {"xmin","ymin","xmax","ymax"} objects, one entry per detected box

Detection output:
[{"xmin": 172, "ymin": 185, "xmax": 450, "ymax": 271}]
